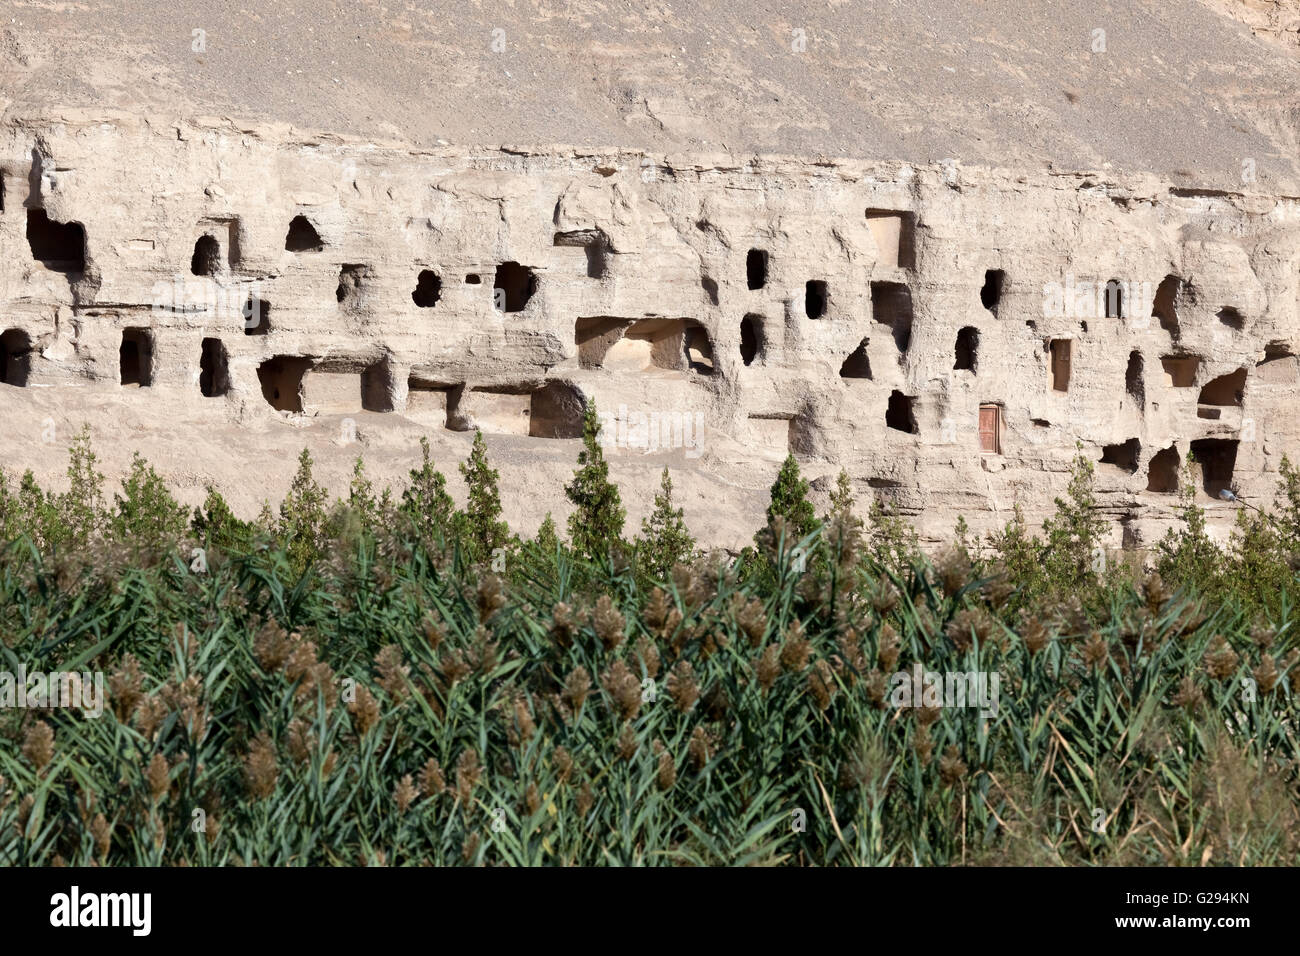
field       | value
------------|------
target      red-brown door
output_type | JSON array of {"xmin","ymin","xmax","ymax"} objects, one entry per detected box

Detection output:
[{"xmin": 978, "ymin": 404, "xmax": 1000, "ymax": 453}]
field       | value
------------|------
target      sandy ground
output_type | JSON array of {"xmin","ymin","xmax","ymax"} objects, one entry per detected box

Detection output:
[{"xmin": 1, "ymin": 1, "xmax": 1298, "ymax": 190}]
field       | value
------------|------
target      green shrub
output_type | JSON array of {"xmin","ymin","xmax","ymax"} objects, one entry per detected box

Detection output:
[
  {"xmin": 112, "ymin": 452, "xmax": 189, "ymax": 550},
  {"xmin": 564, "ymin": 401, "xmax": 625, "ymax": 563},
  {"xmin": 458, "ymin": 430, "xmax": 509, "ymax": 563},
  {"xmin": 1155, "ymin": 455, "xmax": 1222, "ymax": 597},
  {"xmin": 44, "ymin": 425, "xmax": 109, "ymax": 553},
  {"xmin": 400, "ymin": 436, "xmax": 456, "ymax": 546},
  {"xmin": 636, "ymin": 467, "xmax": 696, "ymax": 579},
  {"xmin": 279, "ymin": 448, "xmax": 330, "ymax": 574},
  {"xmin": 759, "ymin": 453, "xmax": 816, "ymax": 545},
  {"xmin": 1041, "ymin": 446, "xmax": 1109, "ymax": 594},
  {"xmin": 192, "ymin": 486, "xmax": 257, "ymax": 554}
]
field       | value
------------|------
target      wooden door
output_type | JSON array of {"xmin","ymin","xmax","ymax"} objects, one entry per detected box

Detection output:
[
  {"xmin": 1051, "ymin": 339, "xmax": 1071, "ymax": 391},
  {"xmin": 978, "ymin": 404, "xmax": 1000, "ymax": 454}
]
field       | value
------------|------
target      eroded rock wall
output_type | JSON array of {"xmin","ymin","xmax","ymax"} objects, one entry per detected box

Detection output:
[{"xmin": 2, "ymin": 117, "xmax": 1299, "ymax": 550}]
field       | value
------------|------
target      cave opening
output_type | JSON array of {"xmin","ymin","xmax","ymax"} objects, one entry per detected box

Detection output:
[
  {"xmin": 1191, "ymin": 438, "xmax": 1239, "ymax": 499},
  {"xmin": 980, "ymin": 270, "xmax": 1004, "ymax": 315},
  {"xmin": 190, "ymin": 234, "xmax": 222, "ymax": 276},
  {"xmin": 26, "ymin": 209, "xmax": 86, "ymax": 273},
  {"xmin": 746, "ymin": 249, "xmax": 768, "ymax": 290},
  {"xmin": 120, "ymin": 329, "xmax": 154, "ymax": 387},
  {"xmin": 871, "ymin": 281, "xmax": 913, "ymax": 354},
  {"xmin": 805, "ymin": 280, "xmax": 828, "ymax": 319},
  {"xmin": 840, "ymin": 338, "xmax": 871, "ymax": 380},
  {"xmin": 244, "ymin": 297, "xmax": 270, "ymax": 335},
  {"xmin": 258, "ymin": 356, "xmax": 312, "ymax": 412},
  {"xmin": 740, "ymin": 314, "xmax": 763, "ymax": 366},
  {"xmin": 1147, "ymin": 444, "xmax": 1180, "ymax": 493},
  {"xmin": 494, "ymin": 261, "xmax": 537, "ymax": 312},
  {"xmin": 200, "ymin": 337, "xmax": 230, "ymax": 397},
  {"xmin": 0, "ymin": 329, "xmax": 32, "ymax": 386},
  {"xmin": 954, "ymin": 326, "xmax": 979, "ymax": 372},
  {"xmin": 285, "ymin": 215, "xmax": 323, "ymax": 252},
  {"xmin": 413, "ymin": 269, "xmax": 442, "ymax": 308},
  {"xmin": 886, "ymin": 389, "xmax": 917, "ymax": 433}
]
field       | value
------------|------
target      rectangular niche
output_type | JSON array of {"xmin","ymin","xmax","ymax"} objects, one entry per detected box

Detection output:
[
  {"xmin": 406, "ymin": 376, "xmax": 456, "ymax": 428},
  {"xmin": 745, "ymin": 414, "xmax": 792, "ymax": 454},
  {"xmin": 1161, "ymin": 354, "xmax": 1200, "ymax": 388},
  {"xmin": 120, "ymin": 328, "xmax": 154, "ymax": 387},
  {"xmin": 300, "ymin": 358, "xmax": 394, "ymax": 414},
  {"xmin": 575, "ymin": 316, "xmax": 713, "ymax": 375},
  {"xmin": 864, "ymin": 209, "xmax": 916, "ymax": 270},
  {"xmin": 466, "ymin": 381, "xmax": 585, "ymax": 439},
  {"xmin": 1049, "ymin": 339, "xmax": 1071, "ymax": 392},
  {"xmin": 1190, "ymin": 438, "xmax": 1238, "ymax": 500}
]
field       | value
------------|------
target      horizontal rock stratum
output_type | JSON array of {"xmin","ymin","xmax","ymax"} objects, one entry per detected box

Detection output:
[{"xmin": 2, "ymin": 1, "xmax": 1300, "ymax": 552}]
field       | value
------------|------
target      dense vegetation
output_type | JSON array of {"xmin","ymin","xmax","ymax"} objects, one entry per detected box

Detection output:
[{"xmin": 1, "ymin": 408, "xmax": 1298, "ymax": 866}]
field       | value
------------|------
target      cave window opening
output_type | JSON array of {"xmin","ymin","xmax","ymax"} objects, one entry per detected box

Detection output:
[
  {"xmin": 886, "ymin": 390, "xmax": 917, "ymax": 433},
  {"xmin": 746, "ymin": 249, "xmax": 768, "ymax": 290},
  {"xmin": 954, "ymin": 326, "xmax": 979, "ymax": 372},
  {"xmin": 284, "ymin": 215, "xmax": 323, "ymax": 252},
  {"xmin": 200, "ymin": 337, "xmax": 230, "ymax": 397},
  {"xmin": 190, "ymin": 235, "xmax": 222, "ymax": 276},
  {"xmin": 805, "ymin": 280, "xmax": 828, "ymax": 319},
  {"xmin": 0, "ymin": 329, "xmax": 32, "ymax": 386},
  {"xmin": 413, "ymin": 269, "xmax": 442, "ymax": 308},
  {"xmin": 980, "ymin": 270, "xmax": 1004, "ymax": 315},
  {"xmin": 494, "ymin": 261, "xmax": 536, "ymax": 312},
  {"xmin": 120, "ymin": 329, "xmax": 154, "ymax": 387}
]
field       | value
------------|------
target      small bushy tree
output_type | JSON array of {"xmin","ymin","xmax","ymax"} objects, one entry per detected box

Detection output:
[
  {"xmin": 535, "ymin": 513, "xmax": 559, "ymax": 554},
  {"xmin": 1269, "ymin": 454, "xmax": 1300, "ymax": 552},
  {"xmin": 565, "ymin": 401, "xmax": 625, "ymax": 562},
  {"xmin": 758, "ymin": 454, "xmax": 816, "ymax": 549},
  {"xmin": 347, "ymin": 456, "xmax": 381, "ymax": 528},
  {"xmin": 825, "ymin": 469, "xmax": 860, "ymax": 528},
  {"xmin": 637, "ymin": 467, "xmax": 696, "ymax": 578},
  {"xmin": 279, "ymin": 448, "xmax": 330, "ymax": 573},
  {"xmin": 1155, "ymin": 455, "xmax": 1222, "ymax": 596},
  {"xmin": 191, "ymin": 486, "xmax": 257, "ymax": 553},
  {"xmin": 1226, "ymin": 506, "xmax": 1290, "ymax": 618},
  {"xmin": 112, "ymin": 453, "xmax": 189, "ymax": 549},
  {"xmin": 0, "ymin": 470, "xmax": 21, "ymax": 545},
  {"xmin": 18, "ymin": 470, "xmax": 58, "ymax": 551},
  {"xmin": 865, "ymin": 498, "xmax": 921, "ymax": 576},
  {"xmin": 459, "ymin": 430, "xmax": 509, "ymax": 562},
  {"xmin": 986, "ymin": 504, "xmax": 1047, "ymax": 604},
  {"xmin": 58, "ymin": 425, "xmax": 107, "ymax": 552},
  {"xmin": 1040, "ymin": 447, "xmax": 1109, "ymax": 592},
  {"xmin": 401, "ymin": 437, "xmax": 456, "ymax": 545}
]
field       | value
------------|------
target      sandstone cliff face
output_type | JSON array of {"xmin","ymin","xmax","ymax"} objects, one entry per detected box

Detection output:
[
  {"xmin": 3, "ymin": 0, "xmax": 1300, "ymax": 552},
  {"xmin": 2, "ymin": 114, "xmax": 1299, "ymax": 551},
  {"xmin": 1207, "ymin": 0, "xmax": 1300, "ymax": 52}
]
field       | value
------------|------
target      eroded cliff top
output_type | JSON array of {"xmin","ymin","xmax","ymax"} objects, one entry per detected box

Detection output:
[{"xmin": 2, "ymin": 0, "xmax": 1300, "ymax": 190}]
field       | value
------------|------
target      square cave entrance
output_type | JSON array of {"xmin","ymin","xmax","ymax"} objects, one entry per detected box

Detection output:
[
  {"xmin": 200, "ymin": 338, "xmax": 230, "ymax": 397},
  {"xmin": 289, "ymin": 358, "xmax": 396, "ymax": 414},
  {"xmin": 0, "ymin": 329, "xmax": 32, "ymax": 386},
  {"xmin": 119, "ymin": 329, "xmax": 154, "ymax": 387},
  {"xmin": 575, "ymin": 317, "xmax": 714, "ymax": 375},
  {"xmin": 863, "ymin": 209, "xmax": 916, "ymax": 270},
  {"xmin": 257, "ymin": 356, "xmax": 312, "ymax": 413},
  {"xmin": 26, "ymin": 208, "xmax": 86, "ymax": 273},
  {"xmin": 871, "ymin": 282, "xmax": 913, "ymax": 353},
  {"xmin": 1190, "ymin": 438, "xmax": 1238, "ymax": 500},
  {"xmin": 461, "ymin": 381, "xmax": 586, "ymax": 439}
]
